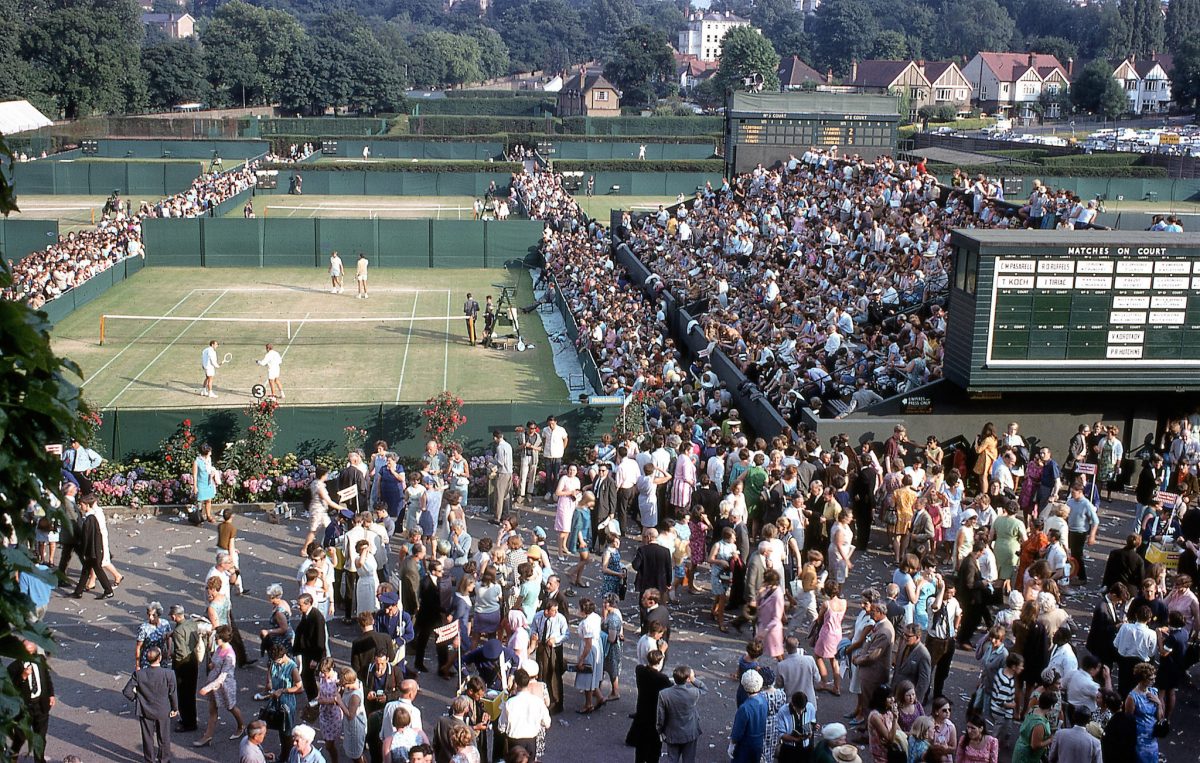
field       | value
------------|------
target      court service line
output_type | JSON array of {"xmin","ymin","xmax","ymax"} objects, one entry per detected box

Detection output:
[
  {"xmin": 444, "ymin": 289, "xmax": 451, "ymax": 391},
  {"xmin": 83, "ymin": 289, "xmax": 198, "ymax": 387},
  {"xmin": 280, "ymin": 312, "xmax": 310, "ymax": 360},
  {"xmin": 106, "ymin": 290, "xmax": 229, "ymax": 408},
  {"xmin": 191, "ymin": 287, "xmax": 445, "ymax": 294},
  {"xmin": 395, "ymin": 291, "xmax": 421, "ymax": 404}
]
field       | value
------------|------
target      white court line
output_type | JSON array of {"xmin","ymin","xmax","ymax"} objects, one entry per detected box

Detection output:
[
  {"xmin": 191, "ymin": 287, "xmax": 445, "ymax": 294},
  {"xmin": 444, "ymin": 289, "xmax": 451, "ymax": 391},
  {"xmin": 84, "ymin": 289, "xmax": 197, "ymax": 387},
  {"xmin": 280, "ymin": 312, "xmax": 310, "ymax": 359},
  {"xmin": 106, "ymin": 290, "xmax": 228, "ymax": 407},
  {"xmin": 395, "ymin": 291, "xmax": 420, "ymax": 403}
]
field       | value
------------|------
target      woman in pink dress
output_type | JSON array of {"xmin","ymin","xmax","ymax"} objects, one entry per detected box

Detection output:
[
  {"xmin": 813, "ymin": 579, "xmax": 847, "ymax": 695},
  {"xmin": 670, "ymin": 449, "xmax": 697, "ymax": 517},
  {"xmin": 756, "ymin": 569, "xmax": 786, "ymax": 660},
  {"xmin": 554, "ymin": 464, "xmax": 581, "ymax": 559}
]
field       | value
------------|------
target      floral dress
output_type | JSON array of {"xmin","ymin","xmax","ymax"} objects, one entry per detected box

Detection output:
[
  {"xmin": 600, "ymin": 548, "xmax": 623, "ymax": 597},
  {"xmin": 602, "ymin": 609, "xmax": 624, "ymax": 680},
  {"xmin": 318, "ymin": 672, "xmax": 342, "ymax": 742},
  {"xmin": 710, "ymin": 540, "xmax": 738, "ymax": 596},
  {"xmin": 137, "ymin": 621, "xmax": 172, "ymax": 668},
  {"xmin": 688, "ymin": 519, "xmax": 709, "ymax": 566},
  {"xmin": 202, "ymin": 642, "xmax": 238, "ymax": 711}
]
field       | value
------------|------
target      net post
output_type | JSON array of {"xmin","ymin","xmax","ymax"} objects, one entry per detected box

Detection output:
[
  {"xmin": 99, "ymin": 315, "xmax": 106, "ymax": 345},
  {"xmin": 91, "ymin": 208, "xmax": 95, "ymax": 225},
  {"xmin": 287, "ymin": 320, "xmax": 292, "ymax": 340}
]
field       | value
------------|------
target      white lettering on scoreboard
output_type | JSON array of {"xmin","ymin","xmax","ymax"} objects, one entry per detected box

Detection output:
[
  {"xmin": 1108, "ymin": 330, "xmax": 1145, "ymax": 343},
  {"xmin": 1037, "ymin": 276, "xmax": 1073, "ymax": 289},
  {"xmin": 1107, "ymin": 346, "xmax": 1144, "ymax": 359}
]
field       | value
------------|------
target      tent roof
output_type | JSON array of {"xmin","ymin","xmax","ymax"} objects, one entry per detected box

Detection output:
[{"xmin": 0, "ymin": 100, "xmax": 53, "ymax": 136}]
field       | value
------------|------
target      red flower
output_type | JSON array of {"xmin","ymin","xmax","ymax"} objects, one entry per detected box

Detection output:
[
  {"xmin": 165, "ymin": 455, "xmax": 172, "ymax": 462},
  {"xmin": 183, "ymin": 419, "xmax": 192, "ymax": 426}
]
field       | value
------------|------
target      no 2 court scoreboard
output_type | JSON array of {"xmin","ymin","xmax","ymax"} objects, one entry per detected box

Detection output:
[
  {"xmin": 945, "ymin": 230, "xmax": 1200, "ymax": 392},
  {"xmin": 725, "ymin": 91, "xmax": 900, "ymax": 174}
]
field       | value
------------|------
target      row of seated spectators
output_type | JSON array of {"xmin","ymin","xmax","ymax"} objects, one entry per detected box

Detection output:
[
  {"xmin": 510, "ymin": 170, "xmax": 739, "ymax": 429},
  {"xmin": 3, "ymin": 162, "xmax": 260, "ymax": 307},
  {"xmin": 620, "ymin": 150, "xmax": 1102, "ymax": 425}
]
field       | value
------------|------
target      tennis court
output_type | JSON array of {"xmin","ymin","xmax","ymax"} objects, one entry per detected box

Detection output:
[
  {"xmin": 7, "ymin": 195, "xmax": 112, "ymax": 231},
  {"xmin": 52, "ymin": 267, "xmax": 568, "ymax": 409},
  {"xmin": 572, "ymin": 195, "xmax": 682, "ymax": 222},
  {"xmin": 238, "ymin": 195, "xmax": 510, "ymax": 220}
]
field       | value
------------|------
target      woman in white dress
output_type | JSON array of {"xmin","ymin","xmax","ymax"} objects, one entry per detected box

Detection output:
[
  {"xmin": 554, "ymin": 464, "xmax": 582, "ymax": 559},
  {"xmin": 353, "ymin": 539, "xmax": 379, "ymax": 616},
  {"xmin": 87, "ymin": 503, "xmax": 123, "ymax": 590},
  {"xmin": 574, "ymin": 598, "xmax": 604, "ymax": 713}
]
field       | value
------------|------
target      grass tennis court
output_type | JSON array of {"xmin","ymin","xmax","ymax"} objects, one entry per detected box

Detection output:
[
  {"xmin": 237, "ymin": 195, "xmax": 503, "ymax": 220},
  {"xmin": 7, "ymin": 194, "xmax": 111, "ymax": 231},
  {"xmin": 572, "ymin": 195, "xmax": 680, "ymax": 221},
  {"xmin": 52, "ymin": 267, "xmax": 569, "ymax": 409}
]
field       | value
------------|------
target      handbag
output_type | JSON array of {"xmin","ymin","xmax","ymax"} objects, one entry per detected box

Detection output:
[
  {"xmin": 883, "ymin": 507, "xmax": 899, "ymax": 527},
  {"xmin": 617, "ymin": 578, "xmax": 628, "ymax": 601},
  {"xmin": 1152, "ymin": 718, "xmax": 1171, "ymax": 738},
  {"xmin": 258, "ymin": 698, "xmax": 287, "ymax": 731}
]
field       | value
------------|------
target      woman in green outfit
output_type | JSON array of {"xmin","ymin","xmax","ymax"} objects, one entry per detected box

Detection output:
[
  {"xmin": 1011, "ymin": 690, "xmax": 1055, "ymax": 763},
  {"xmin": 991, "ymin": 503, "xmax": 1027, "ymax": 584}
]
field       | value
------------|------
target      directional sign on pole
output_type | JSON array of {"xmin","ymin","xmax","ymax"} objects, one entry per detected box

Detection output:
[{"xmin": 435, "ymin": 622, "xmax": 460, "ymax": 644}]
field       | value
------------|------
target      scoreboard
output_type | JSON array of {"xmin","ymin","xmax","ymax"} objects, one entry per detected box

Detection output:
[
  {"xmin": 945, "ymin": 230, "xmax": 1200, "ymax": 391},
  {"xmin": 725, "ymin": 92, "xmax": 900, "ymax": 174}
]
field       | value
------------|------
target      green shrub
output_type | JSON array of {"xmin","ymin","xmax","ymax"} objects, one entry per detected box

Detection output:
[
  {"xmin": 552, "ymin": 159, "xmax": 726, "ymax": 172},
  {"xmin": 258, "ymin": 118, "xmax": 388, "ymax": 137},
  {"xmin": 927, "ymin": 162, "xmax": 1167, "ymax": 178},
  {"xmin": 409, "ymin": 115, "xmax": 556, "ymax": 135},
  {"xmin": 988, "ymin": 149, "xmax": 1051, "ymax": 162},
  {"xmin": 413, "ymin": 97, "xmax": 557, "ymax": 117},
  {"xmin": 444, "ymin": 90, "xmax": 539, "ymax": 98},
  {"xmin": 1040, "ymin": 153, "xmax": 1142, "ymax": 167},
  {"xmin": 560, "ymin": 116, "xmax": 723, "ymax": 136},
  {"xmin": 260, "ymin": 160, "xmax": 522, "ymax": 173}
]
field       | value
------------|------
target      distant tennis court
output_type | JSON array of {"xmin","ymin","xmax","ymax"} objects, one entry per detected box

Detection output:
[
  {"xmin": 7, "ymin": 195, "xmax": 112, "ymax": 230},
  {"xmin": 52, "ymin": 266, "xmax": 566, "ymax": 409},
  {"xmin": 238, "ymin": 194, "xmax": 514, "ymax": 220}
]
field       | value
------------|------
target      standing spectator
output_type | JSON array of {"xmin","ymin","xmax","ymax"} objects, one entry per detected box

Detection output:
[
  {"xmin": 492, "ymin": 430, "xmax": 514, "ymax": 522},
  {"xmin": 7, "ymin": 639, "xmax": 54, "ymax": 763},
  {"xmin": 775, "ymin": 637, "xmax": 819, "ymax": 709},
  {"xmin": 892, "ymin": 623, "xmax": 932, "ymax": 705},
  {"xmin": 69, "ymin": 494, "xmax": 114, "ymax": 599},
  {"xmin": 730, "ymin": 670, "xmax": 768, "ymax": 763},
  {"xmin": 240, "ymin": 720, "xmax": 271, "ymax": 763},
  {"xmin": 851, "ymin": 600, "xmax": 895, "ymax": 707},
  {"xmin": 293, "ymin": 593, "xmax": 328, "ymax": 702},
  {"xmin": 541, "ymin": 417, "xmax": 569, "ymax": 500},
  {"xmin": 197, "ymin": 625, "xmax": 246, "ymax": 747},
  {"xmin": 656, "ymin": 664, "xmax": 704, "ymax": 763},
  {"xmin": 1047, "ymin": 706, "xmax": 1102, "ymax": 763},
  {"xmin": 498, "ymin": 669, "xmax": 551, "ymax": 759},
  {"xmin": 632, "ymin": 529, "xmax": 673, "ymax": 595},
  {"xmin": 1124, "ymin": 662, "xmax": 1163, "ymax": 763},
  {"xmin": 167, "ymin": 604, "xmax": 202, "ymax": 733},
  {"xmin": 122, "ymin": 646, "xmax": 179, "ymax": 763},
  {"xmin": 1065, "ymin": 484, "xmax": 1099, "ymax": 586},
  {"xmin": 517, "ymin": 423, "xmax": 542, "ymax": 506}
]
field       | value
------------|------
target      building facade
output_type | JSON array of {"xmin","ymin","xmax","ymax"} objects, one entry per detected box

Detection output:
[
  {"xmin": 556, "ymin": 69, "xmax": 621, "ymax": 118},
  {"xmin": 1111, "ymin": 54, "xmax": 1173, "ymax": 114},
  {"xmin": 962, "ymin": 52, "xmax": 1071, "ymax": 120},
  {"xmin": 677, "ymin": 11, "xmax": 752, "ymax": 62}
]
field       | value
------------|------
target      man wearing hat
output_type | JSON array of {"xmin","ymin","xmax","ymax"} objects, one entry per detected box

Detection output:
[
  {"xmin": 289, "ymin": 724, "xmax": 323, "ymax": 763},
  {"xmin": 811, "ymin": 723, "xmax": 848, "ymax": 763},
  {"xmin": 831, "ymin": 744, "xmax": 862, "ymax": 763},
  {"xmin": 374, "ymin": 590, "xmax": 415, "ymax": 677},
  {"xmin": 730, "ymin": 670, "xmax": 768, "ymax": 762}
]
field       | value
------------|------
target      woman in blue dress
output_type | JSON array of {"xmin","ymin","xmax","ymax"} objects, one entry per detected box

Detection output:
[
  {"xmin": 378, "ymin": 453, "xmax": 406, "ymax": 521},
  {"xmin": 1125, "ymin": 662, "xmax": 1164, "ymax": 763},
  {"xmin": 600, "ymin": 534, "xmax": 625, "ymax": 598},
  {"xmin": 265, "ymin": 643, "xmax": 304, "ymax": 759},
  {"xmin": 192, "ymin": 443, "xmax": 218, "ymax": 523}
]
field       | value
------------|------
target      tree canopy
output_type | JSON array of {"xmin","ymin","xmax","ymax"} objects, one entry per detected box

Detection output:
[
  {"xmin": 603, "ymin": 25, "xmax": 676, "ymax": 109},
  {"xmin": 1070, "ymin": 59, "xmax": 1128, "ymax": 117},
  {"xmin": 714, "ymin": 25, "xmax": 782, "ymax": 95}
]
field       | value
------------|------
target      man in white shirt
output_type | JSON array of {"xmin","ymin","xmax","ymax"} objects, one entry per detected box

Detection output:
[
  {"xmin": 256, "ymin": 343, "xmax": 284, "ymax": 399},
  {"xmin": 541, "ymin": 416, "xmax": 568, "ymax": 500},
  {"xmin": 329, "ymin": 251, "xmax": 344, "ymax": 293},
  {"xmin": 498, "ymin": 668, "xmax": 551, "ymax": 757},
  {"xmin": 381, "ymin": 679, "xmax": 424, "ymax": 738},
  {"xmin": 199, "ymin": 340, "xmax": 220, "ymax": 398}
]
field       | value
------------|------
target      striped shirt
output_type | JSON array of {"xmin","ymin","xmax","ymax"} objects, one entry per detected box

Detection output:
[{"xmin": 991, "ymin": 669, "xmax": 1017, "ymax": 719}]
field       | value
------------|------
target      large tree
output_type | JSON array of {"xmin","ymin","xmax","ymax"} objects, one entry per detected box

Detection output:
[
  {"xmin": 583, "ymin": 0, "xmax": 639, "ymax": 60},
  {"xmin": 1070, "ymin": 59, "xmax": 1128, "ymax": 117},
  {"xmin": 811, "ymin": 0, "xmax": 878, "ymax": 77},
  {"xmin": 495, "ymin": 0, "xmax": 586, "ymax": 73},
  {"xmin": 20, "ymin": 0, "xmax": 147, "ymax": 118},
  {"xmin": 750, "ymin": 0, "xmax": 810, "ymax": 59},
  {"xmin": 1023, "ymin": 35, "xmax": 1079, "ymax": 66},
  {"xmin": 714, "ymin": 26, "xmax": 781, "ymax": 94},
  {"xmin": 1118, "ymin": 0, "xmax": 1164, "ymax": 59},
  {"xmin": 408, "ymin": 30, "xmax": 483, "ymax": 89},
  {"xmin": 1166, "ymin": 0, "xmax": 1200, "ymax": 55},
  {"xmin": 603, "ymin": 24, "xmax": 675, "ymax": 109},
  {"xmin": 1170, "ymin": 34, "xmax": 1200, "ymax": 110},
  {"xmin": 201, "ymin": 0, "xmax": 307, "ymax": 108},
  {"xmin": 142, "ymin": 39, "xmax": 209, "ymax": 110},
  {"xmin": 935, "ymin": 0, "xmax": 1014, "ymax": 59},
  {"xmin": 308, "ymin": 11, "xmax": 406, "ymax": 113}
]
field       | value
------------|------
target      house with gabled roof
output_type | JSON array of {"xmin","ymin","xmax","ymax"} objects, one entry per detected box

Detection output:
[
  {"xmin": 556, "ymin": 68, "xmax": 621, "ymax": 118},
  {"xmin": 962, "ymin": 52, "xmax": 1071, "ymax": 120},
  {"xmin": 1110, "ymin": 53, "xmax": 1173, "ymax": 114},
  {"xmin": 778, "ymin": 56, "xmax": 826, "ymax": 90}
]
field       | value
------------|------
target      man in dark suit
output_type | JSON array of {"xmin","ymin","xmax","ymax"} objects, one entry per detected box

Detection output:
[
  {"xmin": 122, "ymin": 646, "xmax": 179, "ymax": 763},
  {"xmin": 1086, "ymin": 583, "xmax": 1129, "ymax": 669},
  {"xmin": 1103, "ymin": 534, "xmax": 1146, "ymax": 590},
  {"xmin": 891, "ymin": 623, "xmax": 933, "ymax": 704},
  {"xmin": 640, "ymin": 588, "xmax": 671, "ymax": 641},
  {"xmin": 955, "ymin": 539, "xmax": 990, "ymax": 649},
  {"xmin": 292, "ymin": 593, "xmax": 328, "ymax": 701},
  {"xmin": 350, "ymin": 611, "xmax": 395, "ymax": 683},
  {"xmin": 1135, "ymin": 454, "xmax": 1163, "ymax": 518},
  {"xmin": 55, "ymin": 482, "xmax": 82, "ymax": 579},
  {"xmin": 591, "ymin": 464, "xmax": 619, "ymax": 553},
  {"xmin": 411, "ymin": 559, "xmax": 445, "ymax": 673},
  {"xmin": 400, "ymin": 543, "xmax": 425, "ymax": 616},
  {"xmin": 8, "ymin": 639, "xmax": 55, "ymax": 763},
  {"xmin": 626, "ymin": 649, "xmax": 671, "ymax": 763},
  {"xmin": 656, "ymin": 664, "xmax": 704, "ymax": 763},
  {"xmin": 70, "ymin": 494, "xmax": 114, "ymax": 599},
  {"xmin": 631, "ymin": 528, "xmax": 672, "ymax": 596}
]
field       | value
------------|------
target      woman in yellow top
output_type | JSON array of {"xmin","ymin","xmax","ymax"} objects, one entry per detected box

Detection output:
[{"xmin": 973, "ymin": 422, "xmax": 999, "ymax": 494}]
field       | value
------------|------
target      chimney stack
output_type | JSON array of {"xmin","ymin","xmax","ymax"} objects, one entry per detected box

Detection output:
[
  {"xmin": 826, "ymin": 67, "xmax": 833, "ymax": 85},
  {"xmin": 916, "ymin": 59, "xmax": 925, "ymax": 71},
  {"xmin": 579, "ymin": 67, "xmax": 586, "ymax": 89},
  {"xmin": 1067, "ymin": 57, "xmax": 1074, "ymax": 77},
  {"xmin": 1027, "ymin": 52, "xmax": 1036, "ymax": 67},
  {"xmin": 850, "ymin": 59, "xmax": 858, "ymax": 82},
  {"xmin": 1151, "ymin": 50, "xmax": 1157, "ymax": 61}
]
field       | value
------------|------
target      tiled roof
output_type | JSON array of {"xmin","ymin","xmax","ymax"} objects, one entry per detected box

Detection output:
[
  {"xmin": 778, "ymin": 56, "xmax": 825, "ymax": 87},
  {"xmin": 976, "ymin": 52, "xmax": 1067, "ymax": 82},
  {"xmin": 850, "ymin": 60, "xmax": 919, "ymax": 88}
]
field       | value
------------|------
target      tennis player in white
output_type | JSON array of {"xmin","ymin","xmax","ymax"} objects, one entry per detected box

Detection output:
[
  {"xmin": 329, "ymin": 251, "xmax": 344, "ymax": 293},
  {"xmin": 200, "ymin": 340, "xmax": 220, "ymax": 397},
  {"xmin": 257, "ymin": 343, "xmax": 284, "ymax": 399},
  {"xmin": 356, "ymin": 253, "xmax": 369, "ymax": 299}
]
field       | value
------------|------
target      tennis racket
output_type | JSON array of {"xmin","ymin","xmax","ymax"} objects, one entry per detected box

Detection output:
[{"xmin": 222, "ymin": 352, "xmax": 233, "ymax": 364}]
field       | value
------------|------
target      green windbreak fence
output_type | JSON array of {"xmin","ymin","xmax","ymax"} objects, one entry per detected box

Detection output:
[
  {"xmin": 327, "ymin": 140, "xmax": 506, "ymax": 160},
  {"xmin": 934, "ymin": 175, "xmax": 1200, "ymax": 204},
  {"xmin": 257, "ymin": 170, "xmax": 514, "ymax": 196},
  {"xmin": 95, "ymin": 402, "xmax": 616, "ymax": 461},
  {"xmin": 142, "ymin": 218, "xmax": 544, "ymax": 268},
  {"xmin": 0, "ymin": 219, "xmax": 59, "ymax": 261},
  {"xmin": 38, "ymin": 255, "xmax": 145, "ymax": 325},
  {"xmin": 256, "ymin": 118, "xmax": 389, "ymax": 137},
  {"xmin": 85, "ymin": 139, "xmax": 270, "ymax": 160},
  {"xmin": 11, "ymin": 160, "xmax": 204, "ymax": 195},
  {"xmin": 548, "ymin": 141, "xmax": 719, "ymax": 160}
]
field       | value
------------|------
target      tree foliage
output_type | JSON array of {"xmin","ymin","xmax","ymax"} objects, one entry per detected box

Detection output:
[
  {"xmin": 409, "ymin": 30, "xmax": 484, "ymax": 89},
  {"xmin": 714, "ymin": 26, "xmax": 782, "ymax": 95},
  {"xmin": 201, "ymin": 0, "xmax": 307, "ymax": 107},
  {"xmin": 1117, "ymin": 0, "xmax": 1164, "ymax": 59},
  {"xmin": 603, "ymin": 25, "xmax": 676, "ymax": 109},
  {"xmin": 143, "ymin": 39, "xmax": 210, "ymax": 110},
  {"xmin": 1070, "ymin": 59, "xmax": 1128, "ymax": 117},
  {"xmin": 1170, "ymin": 34, "xmax": 1200, "ymax": 110},
  {"xmin": 811, "ymin": 0, "xmax": 878, "ymax": 77},
  {"xmin": 495, "ymin": 0, "xmax": 586, "ymax": 73},
  {"xmin": 1165, "ymin": 0, "xmax": 1200, "ymax": 55},
  {"xmin": 1023, "ymin": 35, "xmax": 1078, "ymax": 67}
]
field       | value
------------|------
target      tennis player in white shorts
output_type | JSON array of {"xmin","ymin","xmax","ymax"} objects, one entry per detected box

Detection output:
[
  {"xmin": 200, "ymin": 340, "xmax": 220, "ymax": 397},
  {"xmin": 356, "ymin": 253, "xmax": 369, "ymax": 299},
  {"xmin": 257, "ymin": 343, "xmax": 284, "ymax": 399},
  {"xmin": 329, "ymin": 251, "xmax": 344, "ymax": 293}
]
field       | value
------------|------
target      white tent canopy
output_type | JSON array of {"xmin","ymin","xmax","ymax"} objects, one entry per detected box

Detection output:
[{"xmin": 0, "ymin": 100, "xmax": 54, "ymax": 136}]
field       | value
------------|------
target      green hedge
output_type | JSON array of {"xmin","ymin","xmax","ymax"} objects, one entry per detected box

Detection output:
[
  {"xmin": 444, "ymin": 90, "xmax": 538, "ymax": 99},
  {"xmin": 1040, "ymin": 153, "xmax": 1143, "ymax": 167},
  {"xmin": 988, "ymin": 149, "xmax": 1051, "ymax": 162},
  {"xmin": 407, "ymin": 115, "xmax": 557, "ymax": 135},
  {"xmin": 258, "ymin": 117, "xmax": 388, "ymax": 137},
  {"xmin": 927, "ymin": 162, "xmax": 1168, "ymax": 178},
  {"xmin": 552, "ymin": 159, "xmax": 726, "ymax": 173},
  {"xmin": 560, "ymin": 115, "xmax": 723, "ymax": 136},
  {"xmin": 260, "ymin": 160, "xmax": 522, "ymax": 173},
  {"xmin": 266, "ymin": 132, "xmax": 720, "ymax": 155},
  {"xmin": 413, "ymin": 97, "xmax": 557, "ymax": 117}
]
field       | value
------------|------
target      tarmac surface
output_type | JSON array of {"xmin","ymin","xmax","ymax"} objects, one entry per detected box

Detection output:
[{"xmin": 34, "ymin": 488, "xmax": 1195, "ymax": 762}]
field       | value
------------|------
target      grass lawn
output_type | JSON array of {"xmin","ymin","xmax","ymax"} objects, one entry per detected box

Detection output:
[
  {"xmin": 6, "ymin": 195, "xmax": 111, "ymax": 231},
  {"xmin": 237, "ymin": 195, "xmax": 505, "ymax": 220},
  {"xmin": 53, "ymin": 266, "xmax": 567, "ymax": 409},
  {"xmin": 573, "ymin": 195, "xmax": 681, "ymax": 221}
]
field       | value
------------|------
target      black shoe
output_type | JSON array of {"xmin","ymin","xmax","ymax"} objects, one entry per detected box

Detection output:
[
  {"xmin": 69, "ymin": 592, "xmax": 83, "ymax": 599},
  {"xmin": 175, "ymin": 725, "xmax": 198, "ymax": 733},
  {"xmin": 96, "ymin": 591, "xmax": 115, "ymax": 600},
  {"xmin": 415, "ymin": 664, "xmax": 429, "ymax": 673}
]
